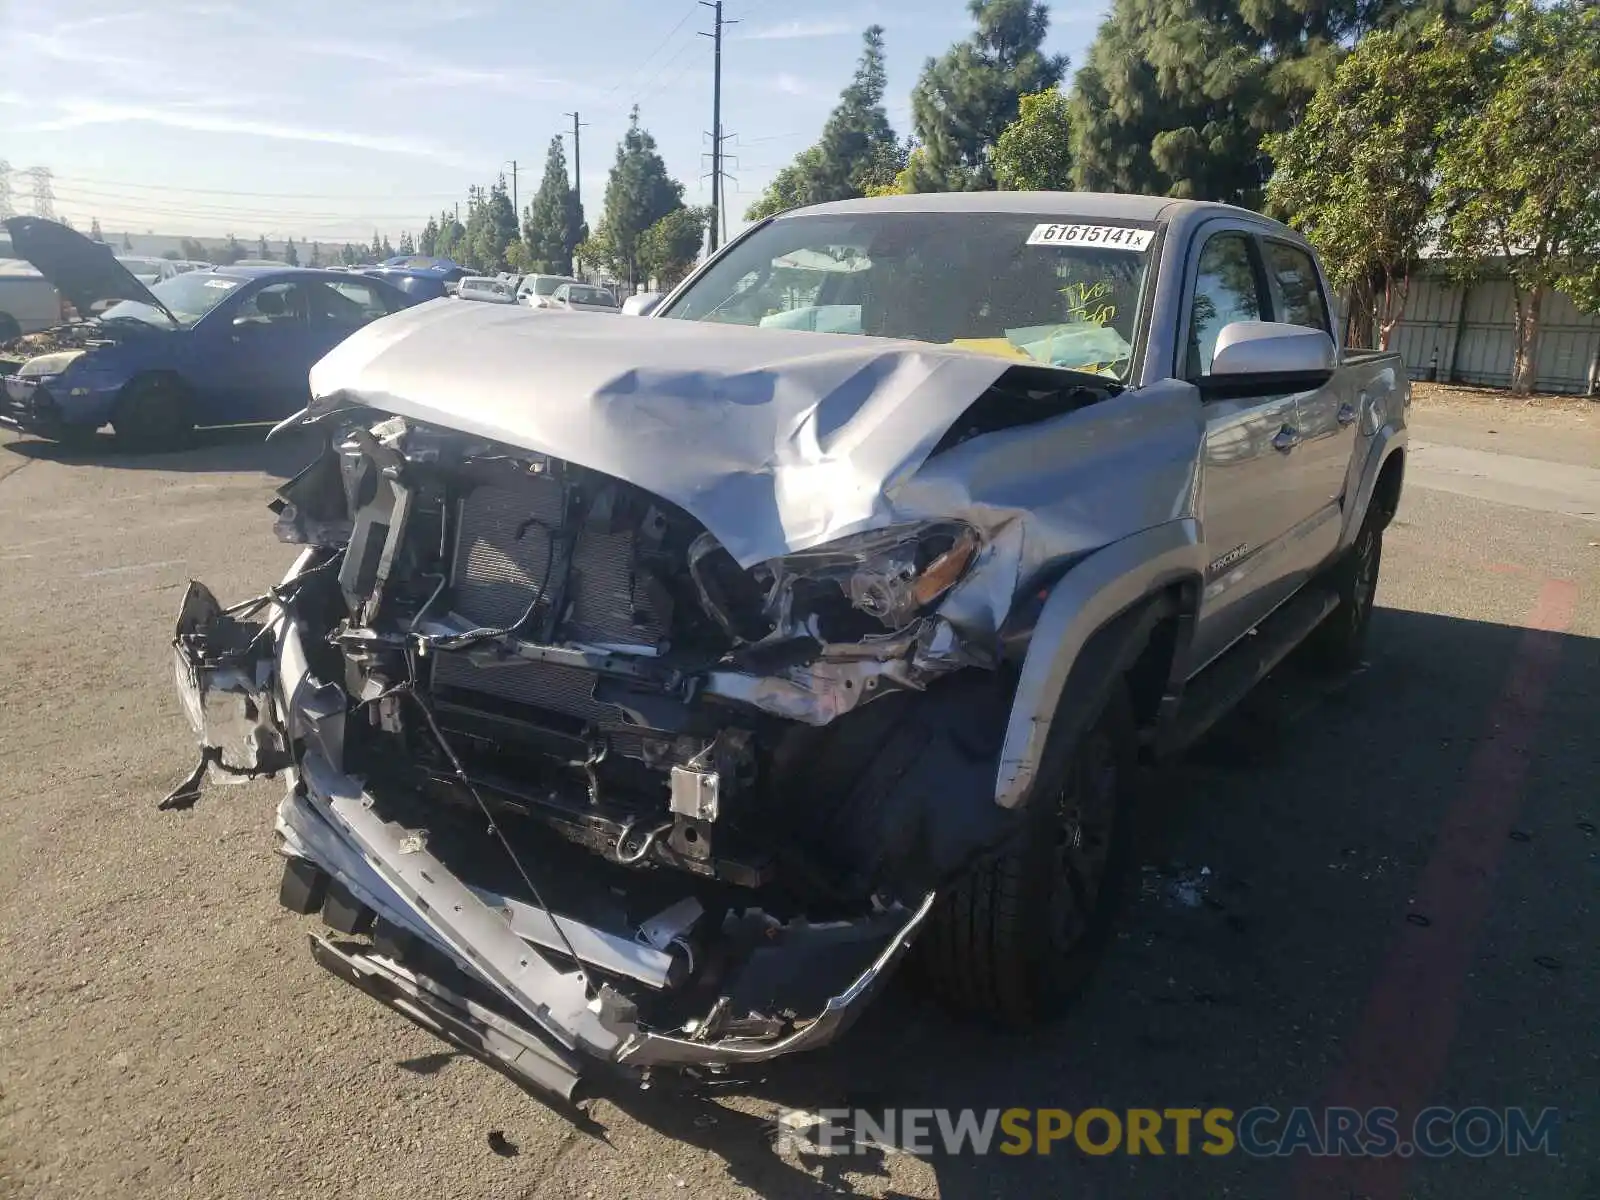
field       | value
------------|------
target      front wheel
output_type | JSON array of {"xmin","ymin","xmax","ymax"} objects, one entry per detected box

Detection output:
[
  {"xmin": 1302, "ymin": 507, "xmax": 1383, "ymax": 672},
  {"xmin": 113, "ymin": 376, "xmax": 194, "ymax": 452},
  {"xmin": 918, "ymin": 682, "xmax": 1136, "ymax": 1027}
]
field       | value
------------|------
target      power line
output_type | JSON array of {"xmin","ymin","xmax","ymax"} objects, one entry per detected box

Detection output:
[
  {"xmin": 604, "ymin": 1, "xmax": 700, "ymax": 103},
  {"xmin": 46, "ymin": 173, "xmax": 466, "ymax": 200}
]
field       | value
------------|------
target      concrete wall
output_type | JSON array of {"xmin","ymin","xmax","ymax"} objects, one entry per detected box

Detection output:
[{"xmin": 1386, "ymin": 273, "xmax": 1600, "ymax": 394}]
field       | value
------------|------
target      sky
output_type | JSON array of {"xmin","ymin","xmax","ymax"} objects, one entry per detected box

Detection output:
[{"xmin": 0, "ymin": 0, "xmax": 1105, "ymax": 247}]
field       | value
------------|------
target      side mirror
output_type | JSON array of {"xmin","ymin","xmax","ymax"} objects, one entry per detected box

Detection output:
[
  {"xmin": 621, "ymin": 292, "xmax": 663, "ymax": 317},
  {"xmin": 1200, "ymin": 321, "xmax": 1335, "ymax": 399}
]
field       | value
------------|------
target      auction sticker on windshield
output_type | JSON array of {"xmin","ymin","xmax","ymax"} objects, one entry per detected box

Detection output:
[
  {"xmin": 202, "ymin": 279, "xmax": 237, "ymax": 288},
  {"xmin": 1026, "ymin": 224, "xmax": 1153, "ymax": 251}
]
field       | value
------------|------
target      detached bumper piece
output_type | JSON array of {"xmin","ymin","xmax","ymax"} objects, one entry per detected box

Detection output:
[{"xmin": 166, "ymin": 581, "xmax": 290, "ymax": 808}]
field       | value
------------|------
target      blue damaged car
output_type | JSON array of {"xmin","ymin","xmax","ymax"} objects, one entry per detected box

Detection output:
[{"xmin": 0, "ymin": 216, "xmax": 415, "ymax": 450}]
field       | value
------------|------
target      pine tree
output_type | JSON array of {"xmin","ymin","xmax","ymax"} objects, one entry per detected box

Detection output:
[
  {"xmin": 398, "ymin": 231, "xmax": 416, "ymax": 255},
  {"xmin": 419, "ymin": 216, "xmax": 441, "ymax": 257},
  {"xmin": 257, "ymin": 234, "xmax": 270, "ymax": 259},
  {"xmin": 90, "ymin": 218, "xmax": 104, "ymax": 242},
  {"xmin": 746, "ymin": 27, "xmax": 905, "ymax": 219},
  {"xmin": 284, "ymin": 236, "xmax": 299, "ymax": 266},
  {"xmin": 525, "ymin": 136, "xmax": 583, "ymax": 274},
  {"xmin": 602, "ymin": 107, "xmax": 686, "ymax": 287},
  {"xmin": 909, "ymin": 0, "xmax": 1066, "ymax": 191}
]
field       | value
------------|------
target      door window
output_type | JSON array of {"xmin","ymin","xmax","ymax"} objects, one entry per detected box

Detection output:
[
  {"xmin": 1262, "ymin": 241, "xmax": 1329, "ymax": 334},
  {"xmin": 1187, "ymin": 234, "xmax": 1266, "ymax": 378},
  {"xmin": 315, "ymin": 280, "xmax": 397, "ymax": 327},
  {"xmin": 234, "ymin": 282, "xmax": 309, "ymax": 326}
]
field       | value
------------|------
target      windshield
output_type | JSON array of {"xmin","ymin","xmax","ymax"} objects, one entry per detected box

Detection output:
[
  {"xmin": 659, "ymin": 211, "xmax": 1154, "ymax": 378},
  {"xmin": 569, "ymin": 285, "xmax": 615, "ymax": 306},
  {"xmin": 100, "ymin": 272, "xmax": 243, "ymax": 327},
  {"xmin": 532, "ymin": 276, "xmax": 571, "ymax": 296},
  {"xmin": 463, "ymin": 278, "xmax": 514, "ymax": 298},
  {"xmin": 117, "ymin": 257, "xmax": 165, "ymax": 276}
]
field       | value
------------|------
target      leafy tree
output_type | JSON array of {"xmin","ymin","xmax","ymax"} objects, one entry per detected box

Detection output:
[
  {"xmin": 602, "ymin": 108, "xmax": 685, "ymax": 286},
  {"xmin": 992, "ymin": 87, "xmax": 1073, "ymax": 190},
  {"xmin": 746, "ymin": 27, "xmax": 905, "ymax": 219},
  {"xmin": 575, "ymin": 225, "xmax": 624, "ymax": 281},
  {"xmin": 505, "ymin": 239, "xmax": 535, "ymax": 273},
  {"xmin": 283, "ymin": 236, "xmax": 299, "ymax": 266},
  {"xmin": 639, "ymin": 206, "xmax": 709, "ymax": 288},
  {"xmin": 122, "ymin": 231, "xmax": 133, "ymax": 251},
  {"xmin": 419, "ymin": 215, "xmax": 441, "ymax": 257},
  {"xmin": 179, "ymin": 237, "xmax": 208, "ymax": 262},
  {"xmin": 218, "ymin": 234, "xmax": 245, "ymax": 265},
  {"xmin": 257, "ymin": 234, "xmax": 271, "ymax": 259},
  {"xmin": 525, "ymin": 136, "xmax": 583, "ymax": 274},
  {"xmin": 1435, "ymin": 0, "xmax": 1600, "ymax": 394},
  {"xmin": 398, "ymin": 230, "xmax": 415, "ymax": 255},
  {"xmin": 1265, "ymin": 19, "xmax": 1483, "ymax": 348},
  {"xmin": 908, "ymin": 0, "xmax": 1066, "ymax": 191},
  {"xmin": 1070, "ymin": 0, "xmax": 1468, "ymax": 207},
  {"xmin": 89, "ymin": 218, "xmax": 104, "ymax": 242},
  {"xmin": 434, "ymin": 211, "xmax": 467, "ymax": 262}
]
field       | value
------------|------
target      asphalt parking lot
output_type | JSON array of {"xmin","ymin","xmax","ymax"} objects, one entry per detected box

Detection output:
[{"xmin": 1, "ymin": 395, "xmax": 1596, "ymax": 1200}]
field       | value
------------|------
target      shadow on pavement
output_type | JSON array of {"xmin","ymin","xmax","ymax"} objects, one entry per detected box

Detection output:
[
  {"xmin": 592, "ymin": 605, "xmax": 1598, "ymax": 1198},
  {"xmin": 1, "ymin": 423, "xmax": 320, "ymax": 478}
]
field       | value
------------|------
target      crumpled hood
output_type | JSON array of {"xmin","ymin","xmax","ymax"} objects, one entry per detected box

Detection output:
[
  {"xmin": 2, "ymin": 215, "xmax": 169, "ymax": 320},
  {"xmin": 308, "ymin": 299, "xmax": 1017, "ymax": 565}
]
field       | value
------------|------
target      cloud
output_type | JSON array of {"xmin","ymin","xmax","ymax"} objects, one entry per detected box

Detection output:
[
  {"xmin": 27, "ymin": 100, "xmax": 475, "ymax": 167},
  {"xmin": 300, "ymin": 38, "xmax": 569, "ymax": 94},
  {"xmin": 740, "ymin": 19, "xmax": 857, "ymax": 41}
]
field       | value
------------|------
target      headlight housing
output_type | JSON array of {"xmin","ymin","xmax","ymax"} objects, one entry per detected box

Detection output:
[{"xmin": 693, "ymin": 522, "xmax": 979, "ymax": 644}]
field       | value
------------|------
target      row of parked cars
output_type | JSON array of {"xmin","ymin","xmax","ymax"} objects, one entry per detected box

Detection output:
[{"xmin": 0, "ymin": 220, "xmax": 632, "ymax": 449}]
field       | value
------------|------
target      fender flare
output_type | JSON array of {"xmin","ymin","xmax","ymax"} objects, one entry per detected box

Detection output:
[
  {"xmin": 994, "ymin": 518, "xmax": 1204, "ymax": 809},
  {"xmin": 1338, "ymin": 422, "xmax": 1408, "ymax": 552}
]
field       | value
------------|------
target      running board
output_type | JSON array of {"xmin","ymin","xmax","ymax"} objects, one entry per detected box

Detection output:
[
  {"xmin": 308, "ymin": 933, "xmax": 586, "ymax": 1104},
  {"xmin": 1156, "ymin": 586, "xmax": 1341, "ymax": 757}
]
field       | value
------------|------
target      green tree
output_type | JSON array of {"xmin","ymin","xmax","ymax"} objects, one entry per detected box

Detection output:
[
  {"xmin": 434, "ymin": 211, "xmax": 467, "ymax": 262},
  {"xmin": 746, "ymin": 26, "xmax": 905, "ymax": 219},
  {"xmin": 419, "ymin": 215, "xmax": 441, "ymax": 257},
  {"xmin": 89, "ymin": 218, "xmax": 104, "ymax": 242},
  {"xmin": 1070, "ymin": 0, "xmax": 1468, "ymax": 207},
  {"xmin": 908, "ymin": 0, "xmax": 1066, "ymax": 192},
  {"xmin": 283, "ymin": 236, "xmax": 299, "ymax": 266},
  {"xmin": 525, "ymin": 136, "xmax": 583, "ymax": 274},
  {"xmin": 1265, "ymin": 19, "xmax": 1483, "ymax": 348},
  {"xmin": 575, "ymin": 225, "xmax": 624, "ymax": 281},
  {"xmin": 257, "ymin": 234, "xmax": 271, "ymax": 259},
  {"xmin": 398, "ymin": 230, "xmax": 415, "ymax": 255},
  {"xmin": 602, "ymin": 108, "xmax": 685, "ymax": 287},
  {"xmin": 992, "ymin": 87, "xmax": 1073, "ymax": 191},
  {"xmin": 122, "ymin": 231, "xmax": 133, "ymax": 251},
  {"xmin": 218, "ymin": 234, "xmax": 245, "ymax": 264},
  {"xmin": 340, "ymin": 243, "xmax": 361, "ymax": 266},
  {"xmin": 639, "ymin": 206, "xmax": 709, "ymax": 289},
  {"xmin": 463, "ymin": 177, "xmax": 519, "ymax": 271},
  {"xmin": 161, "ymin": 249, "xmax": 180, "ymax": 260},
  {"xmin": 309, "ymin": 241, "xmax": 323, "ymax": 267},
  {"xmin": 1435, "ymin": 0, "xmax": 1600, "ymax": 394}
]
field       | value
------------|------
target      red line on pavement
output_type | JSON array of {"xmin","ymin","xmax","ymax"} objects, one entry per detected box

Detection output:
[{"xmin": 1297, "ymin": 578, "xmax": 1579, "ymax": 1200}]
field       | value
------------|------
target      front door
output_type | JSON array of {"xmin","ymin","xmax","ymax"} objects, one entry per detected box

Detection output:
[
  {"xmin": 216, "ymin": 280, "xmax": 316, "ymax": 422},
  {"xmin": 1185, "ymin": 229, "xmax": 1318, "ymax": 674}
]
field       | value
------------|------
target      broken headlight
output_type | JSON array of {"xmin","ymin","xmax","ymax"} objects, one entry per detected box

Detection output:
[{"xmin": 757, "ymin": 522, "xmax": 979, "ymax": 639}]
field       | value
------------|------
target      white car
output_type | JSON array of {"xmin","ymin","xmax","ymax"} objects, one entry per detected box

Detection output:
[
  {"xmin": 115, "ymin": 255, "xmax": 169, "ymax": 286},
  {"xmin": 455, "ymin": 276, "xmax": 519, "ymax": 304},
  {"xmin": 516, "ymin": 273, "xmax": 580, "ymax": 308},
  {"xmin": 550, "ymin": 282, "xmax": 620, "ymax": 313},
  {"xmin": 0, "ymin": 260, "xmax": 64, "ymax": 340}
]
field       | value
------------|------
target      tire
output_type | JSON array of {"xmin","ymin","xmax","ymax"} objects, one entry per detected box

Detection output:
[
  {"xmin": 918, "ymin": 681, "xmax": 1137, "ymax": 1027},
  {"xmin": 0, "ymin": 314, "xmax": 20, "ymax": 342},
  {"xmin": 1301, "ymin": 505, "xmax": 1383, "ymax": 672},
  {"xmin": 112, "ymin": 375, "xmax": 194, "ymax": 452}
]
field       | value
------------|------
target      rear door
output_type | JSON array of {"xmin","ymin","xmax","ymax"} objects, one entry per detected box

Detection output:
[
  {"xmin": 1185, "ymin": 226, "xmax": 1317, "ymax": 673},
  {"xmin": 1263, "ymin": 238, "xmax": 1353, "ymax": 547}
]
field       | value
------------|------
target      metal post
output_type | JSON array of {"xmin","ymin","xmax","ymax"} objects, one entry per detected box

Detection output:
[{"xmin": 700, "ymin": 1, "xmax": 724, "ymax": 253}]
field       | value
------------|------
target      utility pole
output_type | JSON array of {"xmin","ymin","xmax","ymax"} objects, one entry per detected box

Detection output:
[
  {"xmin": 698, "ymin": 1, "xmax": 735, "ymax": 253},
  {"xmin": 506, "ymin": 160, "xmax": 519, "ymax": 220},
  {"xmin": 562, "ymin": 111, "xmax": 588, "ymax": 226},
  {"xmin": 28, "ymin": 166, "xmax": 54, "ymax": 220}
]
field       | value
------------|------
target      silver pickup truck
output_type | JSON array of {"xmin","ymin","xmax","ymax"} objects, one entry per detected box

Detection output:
[{"xmin": 169, "ymin": 192, "xmax": 1408, "ymax": 1101}]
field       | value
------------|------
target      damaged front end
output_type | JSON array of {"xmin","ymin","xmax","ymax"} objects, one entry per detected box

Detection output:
[{"xmin": 168, "ymin": 413, "xmax": 1023, "ymax": 1100}]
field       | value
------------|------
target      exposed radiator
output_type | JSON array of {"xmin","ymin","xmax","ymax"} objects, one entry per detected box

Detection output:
[{"xmin": 431, "ymin": 472, "xmax": 669, "ymax": 735}]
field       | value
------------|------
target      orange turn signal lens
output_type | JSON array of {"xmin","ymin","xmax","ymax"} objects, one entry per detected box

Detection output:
[{"xmin": 910, "ymin": 530, "xmax": 978, "ymax": 608}]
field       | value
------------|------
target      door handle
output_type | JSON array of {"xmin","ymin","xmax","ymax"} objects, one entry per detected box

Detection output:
[
  {"xmin": 1337, "ymin": 401, "xmax": 1358, "ymax": 426},
  {"xmin": 1272, "ymin": 426, "xmax": 1300, "ymax": 453}
]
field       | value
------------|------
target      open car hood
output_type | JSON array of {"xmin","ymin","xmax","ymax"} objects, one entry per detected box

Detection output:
[
  {"xmin": 306, "ymin": 300, "xmax": 1028, "ymax": 566},
  {"xmin": 2, "ymin": 215, "xmax": 173, "ymax": 321}
]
